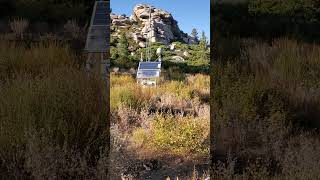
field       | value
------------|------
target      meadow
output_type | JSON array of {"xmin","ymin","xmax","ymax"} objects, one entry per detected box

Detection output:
[
  {"xmin": 110, "ymin": 72, "xmax": 210, "ymax": 179},
  {"xmin": 0, "ymin": 40, "xmax": 109, "ymax": 179},
  {"xmin": 0, "ymin": 38, "xmax": 210, "ymax": 179},
  {"xmin": 211, "ymin": 37, "xmax": 320, "ymax": 179}
]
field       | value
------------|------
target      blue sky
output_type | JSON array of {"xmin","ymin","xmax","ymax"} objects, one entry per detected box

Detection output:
[{"xmin": 111, "ymin": 0, "xmax": 210, "ymax": 39}]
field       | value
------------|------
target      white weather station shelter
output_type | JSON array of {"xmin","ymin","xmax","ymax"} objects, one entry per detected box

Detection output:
[{"xmin": 136, "ymin": 5, "xmax": 162, "ymax": 87}]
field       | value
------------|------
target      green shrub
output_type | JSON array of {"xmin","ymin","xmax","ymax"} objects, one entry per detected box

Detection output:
[
  {"xmin": 150, "ymin": 115, "xmax": 209, "ymax": 157},
  {"xmin": 158, "ymin": 80, "xmax": 192, "ymax": 100},
  {"xmin": 110, "ymin": 85, "xmax": 147, "ymax": 111},
  {"xmin": 130, "ymin": 114, "xmax": 209, "ymax": 159}
]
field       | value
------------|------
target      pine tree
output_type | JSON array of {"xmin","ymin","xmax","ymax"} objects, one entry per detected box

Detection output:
[
  {"xmin": 191, "ymin": 28, "xmax": 198, "ymax": 40},
  {"xmin": 118, "ymin": 32, "xmax": 129, "ymax": 62},
  {"xmin": 199, "ymin": 31, "xmax": 208, "ymax": 50},
  {"xmin": 195, "ymin": 31, "xmax": 209, "ymax": 61}
]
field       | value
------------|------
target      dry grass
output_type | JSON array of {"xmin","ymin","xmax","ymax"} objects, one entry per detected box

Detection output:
[
  {"xmin": 9, "ymin": 18, "xmax": 29, "ymax": 39},
  {"xmin": 212, "ymin": 37, "xmax": 320, "ymax": 178},
  {"xmin": 110, "ymin": 73, "xmax": 210, "ymax": 178},
  {"xmin": 63, "ymin": 19, "xmax": 88, "ymax": 40},
  {"xmin": 0, "ymin": 40, "xmax": 78, "ymax": 82},
  {"xmin": 64, "ymin": 19, "xmax": 81, "ymax": 39},
  {"xmin": 0, "ymin": 40, "xmax": 108, "ymax": 179}
]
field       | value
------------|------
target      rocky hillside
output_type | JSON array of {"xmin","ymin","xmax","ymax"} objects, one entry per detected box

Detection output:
[{"xmin": 110, "ymin": 4, "xmax": 198, "ymax": 47}]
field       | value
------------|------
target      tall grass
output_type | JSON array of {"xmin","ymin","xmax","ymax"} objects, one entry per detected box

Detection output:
[
  {"xmin": 0, "ymin": 41, "xmax": 80, "ymax": 82},
  {"xmin": 110, "ymin": 73, "xmax": 210, "ymax": 111},
  {"xmin": 0, "ymin": 41, "xmax": 108, "ymax": 179},
  {"xmin": 246, "ymin": 38, "xmax": 320, "ymax": 90},
  {"xmin": 212, "ymin": 38, "xmax": 320, "ymax": 178}
]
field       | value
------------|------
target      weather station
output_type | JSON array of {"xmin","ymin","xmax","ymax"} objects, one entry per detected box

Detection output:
[{"xmin": 136, "ymin": 5, "xmax": 162, "ymax": 87}]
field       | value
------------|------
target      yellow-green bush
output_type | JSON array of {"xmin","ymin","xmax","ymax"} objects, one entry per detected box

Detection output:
[
  {"xmin": 131, "ymin": 114, "xmax": 209, "ymax": 158},
  {"xmin": 158, "ymin": 81, "xmax": 192, "ymax": 100},
  {"xmin": 110, "ymin": 85, "xmax": 154, "ymax": 111},
  {"xmin": 187, "ymin": 74, "xmax": 210, "ymax": 91},
  {"xmin": 110, "ymin": 74, "xmax": 158, "ymax": 111},
  {"xmin": 110, "ymin": 74, "xmax": 135, "ymax": 87},
  {"xmin": 131, "ymin": 127, "xmax": 149, "ymax": 147}
]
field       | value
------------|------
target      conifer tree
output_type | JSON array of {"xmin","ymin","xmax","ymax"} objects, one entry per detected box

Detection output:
[
  {"xmin": 191, "ymin": 28, "xmax": 198, "ymax": 40},
  {"xmin": 118, "ymin": 32, "xmax": 129, "ymax": 61},
  {"xmin": 199, "ymin": 31, "xmax": 208, "ymax": 50}
]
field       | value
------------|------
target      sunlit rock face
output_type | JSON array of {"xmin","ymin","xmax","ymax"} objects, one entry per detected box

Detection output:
[{"xmin": 111, "ymin": 4, "xmax": 198, "ymax": 45}]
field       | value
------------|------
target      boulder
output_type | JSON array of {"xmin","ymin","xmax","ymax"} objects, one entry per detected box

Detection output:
[
  {"xmin": 129, "ymin": 15, "xmax": 137, "ymax": 22},
  {"xmin": 110, "ymin": 13, "xmax": 118, "ymax": 20},
  {"xmin": 132, "ymin": 4, "xmax": 191, "ymax": 45},
  {"xmin": 112, "ymin": 67, "xmax": 119, "ymax": 73},
  {"xmin": 139, "ymin": 42, "xmax": 146, "ymax": 48},
  {"xmin": 132, "ymin": 32, "xmax": 144, "ymax": 42},
  {"xmin": 170, "ymin": 43, "xmax": 176, "ymax": 50},
  {"xmin": 171, "ymin": 56, "xmax": 185, "ymax": 62},
  {"xmin": 111, "ymin": 4, "xmax": 199, "ymax": 46}
]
